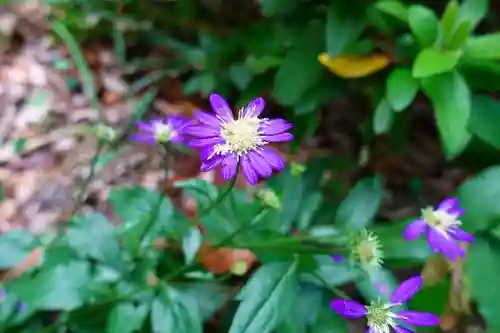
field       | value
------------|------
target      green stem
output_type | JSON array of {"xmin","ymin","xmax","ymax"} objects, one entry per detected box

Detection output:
[
  {"xmin": 198, "ymin": 170, "xmax": 239, "ymax": 217},
  {"xmin": 311, "ymin": 271, "xmax": 351, "ymax": 300}
]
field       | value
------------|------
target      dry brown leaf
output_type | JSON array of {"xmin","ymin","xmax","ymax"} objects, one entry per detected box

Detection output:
[{"xmin": 198, "ymin": 243, "xmax": 256, "ymax": 275}]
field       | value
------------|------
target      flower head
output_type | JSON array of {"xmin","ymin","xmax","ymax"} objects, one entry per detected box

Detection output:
[
  {"xmin": 331, "ymin": 275, "xmax": 440, "ymax": 333},
  {"xmin": 350, "ymin": 229, "xmax": 384, "ymax": 268},
  {"xmin": 186, "ymin": 93, "xmax": 293, "ymax": 185},
  {"xmin": 404, "ymin": 197, "xmax": 473, "ymax": 262},
  {"xmin": 130, "ymin": 116, "xmax": 189, "ymax": 145}
]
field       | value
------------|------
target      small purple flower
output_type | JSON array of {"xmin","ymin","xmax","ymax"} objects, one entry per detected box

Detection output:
[
  {"xmin": 404, "ymin": 197, "xmax": 473, "ymax": 262},
  {"xmin": 185, "ymin": 93, "xmax": 293, "ymax": 185},
  {"xmin": 331, "ymin": 275, "xmax": 440, "ymax": 333},
  {"xmin": 332, "ymin": 254, "xmax": 344, "ymax": 262},
  {"xmin": 130, "ymin": 116, "xmax": 190, "ymax": 145}
]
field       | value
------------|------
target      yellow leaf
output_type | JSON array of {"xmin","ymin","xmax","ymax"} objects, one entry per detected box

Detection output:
[{"xmin": 318, "ymin": 52, "xmax": 391, "ymax": 78}]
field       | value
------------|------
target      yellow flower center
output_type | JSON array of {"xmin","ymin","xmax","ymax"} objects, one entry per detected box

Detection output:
[
  {"xmin": 215, "ymin": 115, "xmax": 263, "ymax": 155},
  {"xmin": 422, "ymin": 206, "xmax": 461, "ymax": 238},
  {"xmin": 366, "ymin": 299, "xmax": 397, "ymax": 333}
]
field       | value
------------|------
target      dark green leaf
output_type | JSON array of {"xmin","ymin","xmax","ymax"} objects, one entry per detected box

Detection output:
[
  {"xmin": 181, "ymin": 226, "xmax": 202, "ymax": 264},
  {"xmin": 258, "ymin": 0, "xmax": 301, "ymax": 17},
  {"xmin": 0, "ymin": 230, "xmax": 37, "ymax": 269},
  {"xmin": 466, "ymin": 235, "xmax": 500, "ymax": 333},
  {"xmin": 386, "ymin": 68, "xmax": 419, "ymax": 111},
  {"xmin": 334, "ymin": 176, "xmax": 383, "ymax": 231},
  {"xmin": 375, "ymin": 0, "xmax": 409, "ymax": 23},
  {"xmin": 412, "ymin": 48, "xmax": 461, "ymax": 78},
  {"xmin": 458, "ymin": 165, "xmax": 500, "ymax": 232},
  {"xmin": 297, "ymin": 192, "xmax": 323, "ymax": 230},
  {"xmin": 106, "ymin": 302, "xmax": 148, "ymax": 333},
  {"xmin": 310, "ymin": 308, "xmax": 349, "ymax": 333},
  {"xmin": 229, "ymin": 64, "xmax": 253, "ymax": 90},
  {"xmin": 183, "ymin": 73, "xmax": 216, "ymax": 97},
  {"xmin": 326, "ymin": 2, "xmax": 366, "ymax": 57},
  {"xmin": 421, "ymin": 71, "xmax": 471, "ymax": 159},
  {"xmin": 229, "ymin": 262, "xmax": 299, "ymax": 333},
  {"xmin": 67, "ymin": 213, "xmax": 123, "ymax": 269},
  {"xmin": 175, "ymin": 282, "xmax": 232, "ymax": 319},
  {"xmin": 373, "ymin": 97, "xmax": 394, "ymax": 134},
  {"xmin": 151, "ymin": 285, "xmax": 202, "ymax": 333},
  {"xmin": 273, "ymin": 21, "xmax": 324, "ymax": 106},
  {"xmin": 302, "ymin": 255, "xmax": 357, "ymax": 286},
  {"xmin": 408, "ymin": 5, "xmax": 439, "ymax": 47},
  {"xmin": 469, "ymin": 95, "xmax": 500, "ymax": 149}
]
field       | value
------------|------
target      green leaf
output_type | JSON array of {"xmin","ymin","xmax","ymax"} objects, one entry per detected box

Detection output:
[
  {"xmin": 310, "ymin": 308, "xmax": 349, "ymax": 333},
  {"xmin": 0, "ymin": 230, "xmax": 37, "ymax": 269},
  {"xmin": 325, "ymin": 2, "xmax": 366, "ymax": 57},
  {"xmin": 356, "ymin": 266, "xmax": 398, "ymax": 302},
  {"xmin": 386, "ymin": 68, "xmax": 419, "ymax": 111},
  {"xmin": 106, "ymin": 302, "xmax": 148, "ymax": 333},
  {"xmin": 464, "ymin": 32, "xmax": 500, "ymax": 60},
  {"xmin": 466, "ymin": 235, "xmax": 500, "ymax": 333},
  {"xmin": 440, "ymin": 1, "xmax": 460, "ymax": 43},
  {"xmin": 174, "ymin": 179, "xmax": 218, "ymax": 211},
  {"xmin": 302, "ymin": 255, "xmax": 357, "ymax": 286},
  {"xmin": 181, "ymin": 226, "xmax": 202, "ymax": 264},
  {"xmin": 258, "ymin": 0, "xmax": 301, "ymax": 17},
  {"xmin": 151, "ymin": 285, "xmax": 202, "ymax": 333},
  {"xmin": 373, "ymin": 97, "xmax": 394, "ymax": 134},
  {"xmin": 408, "ymin": 5, "xmax": 439, "ymax": 47},
  {"xmin": 175, "ymin": 282, "xmax": 232, "ymax": 319},
  {"xmin": 375, "ymin": 0, "xmax": 408, "ymax": 23},
  {"xmin": 183, "ymin": 73, "xmax": 216, "ymax": 97},
  {"xmin": 412, "ymin": 48, "xmax": 461, "ymax": 78},
  {"xmin": 273, "ymin": 21, "xmax": 324, "ymax": 106},
  {"xmin": 459, "ymin": 0, "xmax": 489, "ymax": 30},
  {"xmin": 67, "ymin": 213, "xmax": 123, "ymax": 269},
  {"xmin": 334, "ymin": 176, "xmax": 383, "ymax": 231},
  {"xmin": 26, "ymin": 261, "xmax": 91, "ymax": 310},
  {"xmin": 469, "ymin": 95, "xmax": 500, "ymax": 149},
  {"xmin": 229, "ymin": 64, "xmax": 253, "ymax": 90},
  {"xmin": 297, "ymin": 192, "xmax": 323, "ymax": 230},
  {"xmin": 408, "ymin": 277, "xmax": 450, "ymax": 318},
  {"xmin": 445, "ymin": 20, "xmax": 472, "ymax": 50},
  {"xmin": 229, "ymin": 262, "xmax": 299, "ymax": 333},
  {"xmin": 373, "ymin": 219, "xmax": 432, "ymax": 262},
  {"xmin": 421, "ymin": 71, "xmax": 471, "ymax": 159},
  {"xmin": 109, "ymin": 186, "xmax": 177, "ymax": 254},
  {"xmin": 458, "ymin": 165, "xmax": 500, "ymax": 232}
]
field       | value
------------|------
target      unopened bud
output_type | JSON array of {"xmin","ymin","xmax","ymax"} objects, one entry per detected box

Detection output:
[
  {"xmin": 95, "ymin": 123, "xmax": 116, "ymax": 142},
  {"xmin": 256, "ymin": 189, "xmax": 281, "ymax": 209}
]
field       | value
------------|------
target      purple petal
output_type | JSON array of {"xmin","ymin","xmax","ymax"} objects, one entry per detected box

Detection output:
[
  {"xmin": 332, "ymin": 254, "xmax": 343, "ymax": 262},
  {"xmin": 136, "ymin": 121, "xmax": 154, "ymax": 132},
  {"xmin": 262, "ymin": 133, "xmax": 293, "ymax": 143},
  {"xmin": 200, "ymin": 146, "xmax": 217, "ymax": 161},
  {"xmin": 194, "ymin": 110, "xmax": 222, "ymax": 128},
  {"xmin": 201, "ymin": 156, "xmax": 223, "ymax": 172},
  {"xmin": 330, "ymin": 299, "xmax": 367, "ymax": 318},
  {"xmin": 259, "ymin": 119, "xmax": 293, "ymax": 136},
  {"xmin": 184, "ymin": 125, "xmax": 221, "ymax": 138},
  {"xmin": 242, "ymin": 97, "xmax": 265, "ymax": 118},
  {"xmin": 17, "ymin": 302, "xmax": 27, "ymax": 313},
  {"xmin": 189, "ymin": 137, "xmax": 224, "ymax": 148},
  {"xmin": 260, "ymin": 147, "xmax": 285, "ymax": 171},
  {"xmin": 241, "ymin": 154, "xmax": 259, "ymax": 185},
  {"xmin": 209, "ymin": 93, "xmax": 234, "ymax": 122},
  {"xmin": 248, "ymin": 150, "xmax": 272, "ymax": 178},
  {"xmin": 390, "ymin": 275, "xmax": 423, "ymax": 304},
  {"xmin": 168, "ymin": 115, "xmax": 190, "ymax": 130},
  {"xmin": 394, "ymin": 325, "xmax": 415, "ymax": 333},
  {"xmin": 397, "ymin": 311, "xmax": 440, "ymax": 326},
  {"xmin": 0, "ymin": 289, "xmax": 6, "ymax": 300},
  {"xmin": 449, "ymin": 227, "xmax": 473, "ymax": 243},
  {"xmin": 437, "ymin": 197, "xmax": 464, "ymax": 215},
  {"xmin": 220, "ymin": 154, "xmax": 238, "ymax": 180},
  {"xmin": 404, "ymin": 219, "xmax": 428, "ymax": 241},
  {"xmin": 427, "ymin": 228, "xmax": 465, "ymax": 262},
  {"xmin": 130, "ymin": 133, "xmax": 156, "ymax": 144}
]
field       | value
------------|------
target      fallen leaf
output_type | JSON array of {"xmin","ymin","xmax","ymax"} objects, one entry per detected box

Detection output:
[
  {"xmin": 198, "ymin": 243, "xmax": 256, "ymax": 275},
  {"xmin": 318, "ymin": 52, "xmax": 390, "ymax": 78}
]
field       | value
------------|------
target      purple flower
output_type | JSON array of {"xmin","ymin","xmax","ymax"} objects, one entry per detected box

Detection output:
[
  {"xmin": 185, "ymin": 93, "xmax": 293, "ymax": 185},
  {"xmin": 130, "ymin": 116, "xmax": 190, "ymax": 145},
  {"xmin": 404, "ymin": 197, "xmax": 473, "ymax": 262},
  {"xmin": 331, "ymin": 275, "xmax": 440, "ymax": 333}
]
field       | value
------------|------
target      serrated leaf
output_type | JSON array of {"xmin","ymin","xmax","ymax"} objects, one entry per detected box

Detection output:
[
  {"xmin": 106, "ymin": 302, "xmax": 148, "ymax": 333},
  {"xmin": 408, "ymin": 5, "xmax": 439, "ymax": 47},
  {"xmin": 334, "ymin": 176, "xmax": 383, "ymax": 231},
  {"xmin": 466, "ymin": 235, "xmax": 500, "ymax": 333},
  {"xmin": 319, "ymin": 53, "xmax": 390, "ymax": 79},
  {"xmin": 386, "ymin": 68, "xmax": 419, "ymax": 111},
  {"xmin": 151, "ymin": 286, "xmax": 202, "ymax": 333},
  {"xmin": 67, "ymin": 213, "xmax": 123, "ymax": 269},
  {"xmin": 412, "ymin": 48, "xmax": 461, "ymax": 78},
  {"xmin": 458, "ymin": 165, "xmax": 500, "ymax": 232},
  {"xmin": 229, "ymin": 262, "xmax": 299, "ymax": 333},
  {"xmin": 421, "ymin": 71, "xmax": 471, "ymax": 159},
  {"xmin": 325, "ymin": 2, "xmax": 366, "ymax": 57}
]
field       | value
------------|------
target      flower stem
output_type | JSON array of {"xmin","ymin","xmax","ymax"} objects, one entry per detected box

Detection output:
[{"xmin": 198, "ymin": 170, "xmax": 239, "ymax": 217}]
